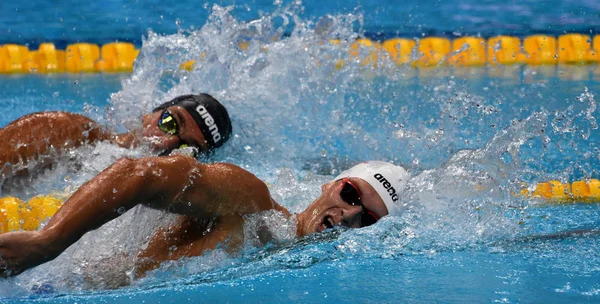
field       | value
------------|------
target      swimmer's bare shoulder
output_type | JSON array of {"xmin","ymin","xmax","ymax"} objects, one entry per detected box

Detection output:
[
  {"xmin": 0, "ymin": 111, "xmax": 113, "ymax": 174},
  {"xmin": 133, "ymin": 157, "xmax": 290, "ymax": 276},
  {"xmin": 0, "ymin": 154, "xmax": 285, "ymax": 277}
]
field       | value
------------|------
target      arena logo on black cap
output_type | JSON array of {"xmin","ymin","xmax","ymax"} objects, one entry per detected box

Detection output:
[{"xmin": 195, "ymin": 105, "xmax": 221, "ymax": 143}]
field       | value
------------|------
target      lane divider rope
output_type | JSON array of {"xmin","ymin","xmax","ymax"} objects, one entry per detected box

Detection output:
[
  {"xmin": 519, "ymin": 179, "xmax": 600, "ymax": 204},
  {"xmin": 1, "ymin": 34, "xmax": 600, "ymax": 73},
  {"xmin": 0, "ymin": 195, "xmax": 63, "ymax": 233}
]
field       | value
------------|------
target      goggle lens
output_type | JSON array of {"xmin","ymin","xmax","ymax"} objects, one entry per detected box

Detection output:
[
  {"xmin": 340, "ymin": 179, "xmax": 380, "ymax": 227},
  {"xmin": 158, "ymin": 110, "xmax": 178, "ymax": 135}
]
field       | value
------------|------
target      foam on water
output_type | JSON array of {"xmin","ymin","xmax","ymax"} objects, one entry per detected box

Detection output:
[{"xmin": 1, "ymin": 3, "xmax": 599, "ymax": 297}]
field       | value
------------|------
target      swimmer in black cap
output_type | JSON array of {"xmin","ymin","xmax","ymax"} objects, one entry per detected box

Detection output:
[
  {"xmin": 141, "ymin": 94, "xmax": 232, "ymax": 156},
  {"xmin": 0, "ymin": 94, "xmax": 232, "ymax": 181}
]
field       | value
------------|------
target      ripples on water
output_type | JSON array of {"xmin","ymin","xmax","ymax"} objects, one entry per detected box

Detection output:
[{"xmin": 1, "ymin": 4, "xmax": 599, "ymax": 296}]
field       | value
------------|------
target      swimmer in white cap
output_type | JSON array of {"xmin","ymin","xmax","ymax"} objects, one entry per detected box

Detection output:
[
  {"xmin": 296, "ymin": 161, "xmax": 409, "ymax": 235},
  {"xmin": 0, "ymin": 156, "xmax": 408, "ymax": 278}
]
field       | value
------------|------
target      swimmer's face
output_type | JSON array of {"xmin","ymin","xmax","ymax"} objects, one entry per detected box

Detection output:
[
  {"xmin": 141, "ymin": 105, "xmax": 209, "ymax": 154},
  {"xmin": 296, "ymin": 178, "xmax": 389, "ymax": 236}
]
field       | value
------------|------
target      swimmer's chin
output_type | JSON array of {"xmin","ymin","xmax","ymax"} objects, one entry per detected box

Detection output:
[
  {"xmin": 142, "ymin": 136, "xmax": 164, "ymax": 147},
  {"xmin": 140, "ymin": 137, "xmax": 171, "ymax": 154}
]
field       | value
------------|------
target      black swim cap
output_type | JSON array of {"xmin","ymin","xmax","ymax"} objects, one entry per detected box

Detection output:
[{"xmin": 153, "ymin": 94, "xmax": 232, "ymax": 150}]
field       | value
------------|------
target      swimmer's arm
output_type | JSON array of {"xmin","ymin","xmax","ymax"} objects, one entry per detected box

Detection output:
[
  {"xmin": 48, "ymin": 153, "xmax": 280, "ymax": 240},
  {"xmin": 0, "ymin": 112, "xmax": 113, "ymax": 174},
  {"xmin": 0, "ymin": 154, "xmax": 282, "ymax": 276}
]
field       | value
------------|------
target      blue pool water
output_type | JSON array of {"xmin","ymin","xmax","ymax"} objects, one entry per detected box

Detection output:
[
  {"xmin": 2, "ymin": 0, "xmax": 600, "ymax": 46},
  {"xmin": 2, "ymin": 1, "xmax": 600, "ymax": 303}
]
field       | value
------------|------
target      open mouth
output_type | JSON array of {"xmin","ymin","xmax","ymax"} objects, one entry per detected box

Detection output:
[{"xmin": 321, "ymin": 215, "xmax": 335, "ymax": 231}]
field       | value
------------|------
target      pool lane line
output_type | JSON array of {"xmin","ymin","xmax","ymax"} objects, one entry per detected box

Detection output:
[
  {"xmin": 1, "ymin": 33, "xmax": 600, "ymax": 74},
  {"xmin": 0, "ymin": 195, "xmax": 64, "ymax": 233},
  {"xmin": 519, "ymin": 179, "xmax": 600, "ymax": 204}
]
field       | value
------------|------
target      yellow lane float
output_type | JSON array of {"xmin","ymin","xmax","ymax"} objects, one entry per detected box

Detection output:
[
  {"xmin": 520, "ymin": 179, "xmax": 600, "ymax": 203},
  {"xmin": 0, "ymin": 195, "xmax": 63, "ymax": 233},
  {"xmin": 1, "ymin": 33, "xmax": 600, "ymax": 73}
]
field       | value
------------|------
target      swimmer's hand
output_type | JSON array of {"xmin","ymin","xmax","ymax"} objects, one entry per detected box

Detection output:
[{"xmin": 0, "ymin": 231, "xmax": 53, "ymax": 277}]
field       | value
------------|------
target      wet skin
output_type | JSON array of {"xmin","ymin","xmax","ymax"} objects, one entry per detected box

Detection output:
[
  {"xmin": 295, "ymin": 177, "xmax": 389, "ymax": 236},
  {"xmin": 0, "ymin": 106, "xmax": 208, "ymax": 179},
  {"xmin": 0, "ymin": 154, "xmax": 388, "ymax": 279},
  {"xmin": 140, "ymin": 105, "xmax": 209, "ymax": 153},
  {"xmin": 0, "ymin": 112, "xmax": 113, "ymax": 179}
]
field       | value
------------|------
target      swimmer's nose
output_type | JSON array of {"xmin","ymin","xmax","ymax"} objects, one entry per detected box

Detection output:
[
  {"xmin": 142, "ymin": 122, "xmax": 164, "ymax": 137},
  {"xmin": 341, "ymin": 204, "xmax": 363, "ymax": 228},
  {"xmin": 141, "ymin": 114, "xmax": 157, "ymax": 134}
]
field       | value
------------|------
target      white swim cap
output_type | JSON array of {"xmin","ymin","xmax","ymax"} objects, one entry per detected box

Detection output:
[{"xmin": 335, "ymin": 161, "xmax": 409, "ymax": 217}]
